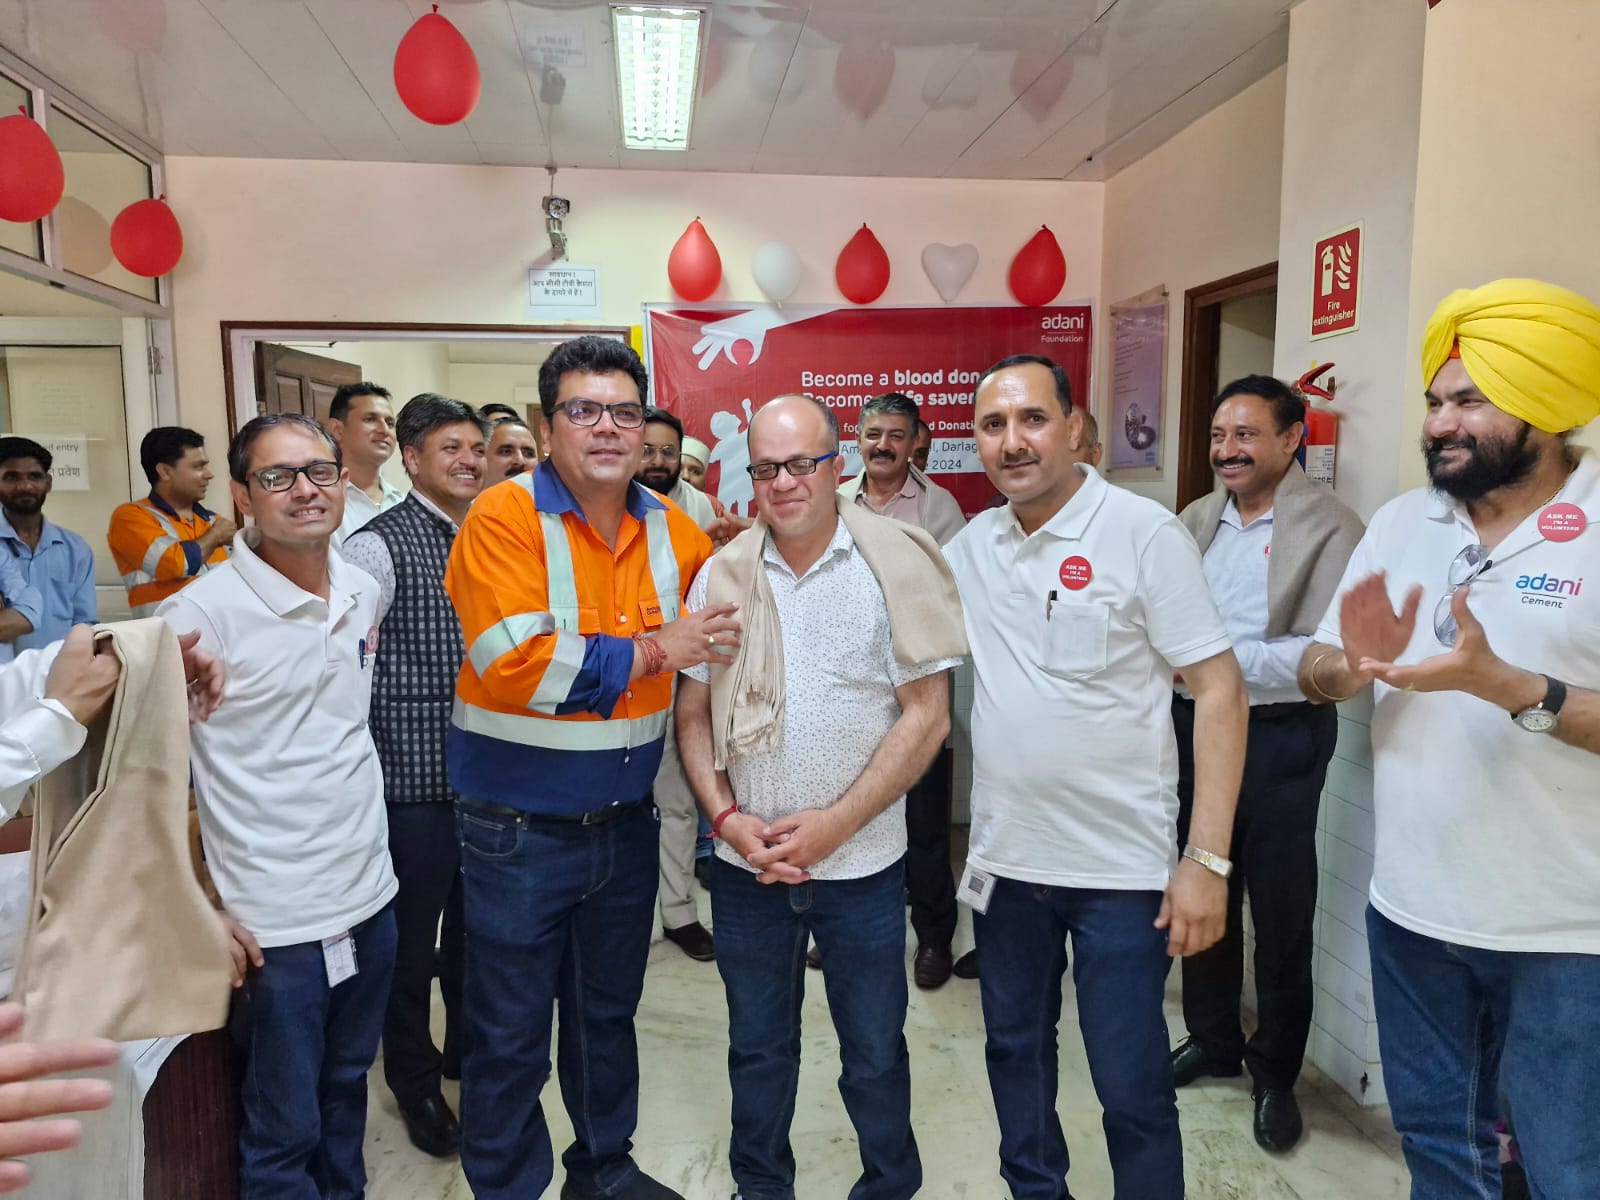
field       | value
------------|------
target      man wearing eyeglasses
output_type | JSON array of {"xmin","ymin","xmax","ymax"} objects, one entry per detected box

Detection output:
[
  {"xmin": 445, "ymin": 336, "xmax": 730, "ymax": 1200},
  {"xmin": 1166, "ymin": 376, "xmax": 1365, "ymax": 1154},
  {"xmin": 676, "ymin": 394, "xmax": 966, "ymax": 1200},
  {"xmin": 1299, "ymin": 278, "xmax": 1600, "ymax": 1200},
  {"xmin": 158, "ymin": 412, "xmax": 398, "ymax": 1200}
]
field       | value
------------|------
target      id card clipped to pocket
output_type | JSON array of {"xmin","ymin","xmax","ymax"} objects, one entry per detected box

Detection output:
[
  {"xmin": 322, "ymin": 930, "xmax": 358, "ymax": 987},
  {"xmin": 956, "ymin": 862, "xmax": 995, "ymax": 915}
]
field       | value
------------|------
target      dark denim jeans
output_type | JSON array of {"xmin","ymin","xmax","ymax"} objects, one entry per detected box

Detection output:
[
  {"xmin": 455, "ymin": 798, "xmax": 659, "ymax": 1200},
  {"xmin": 711, "ymin": 856, "xmax": 920, "ymax": 1200},
  {"xmin": 236, "ymin": 902, "xmax": 397, "ymax": 1200},
  {"xmin": 1367, "ymin": 906, "xmax": 1600, "ymax": 1200},
  {"xmin": 974, "ymin": 878, "xmax": 1180, "ymax": 1200}
]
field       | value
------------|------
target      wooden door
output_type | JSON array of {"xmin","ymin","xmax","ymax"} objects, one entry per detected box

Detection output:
[{"xmin": 254, "ymin": 344, "xmax": 362, "ymax": 423}]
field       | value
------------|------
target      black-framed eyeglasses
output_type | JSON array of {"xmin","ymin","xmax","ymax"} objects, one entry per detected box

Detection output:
[
  {"xmin": 553, "ymin": 400, "xmax": 646, "ymax": 429},
  {"xmin": 252, "ymin": 461, "xmax": 342, "ymax": 493},
  {"xmin": 1434, "ymin": 543, "xmax": 1491, "ymax": 646},
  {"xmin": 746, "ymin": 452, "xmax": 838, "ymax": 482},
  {"xmin": 640, "ymin": 445, "xmax": 680, "ymax": 462}
]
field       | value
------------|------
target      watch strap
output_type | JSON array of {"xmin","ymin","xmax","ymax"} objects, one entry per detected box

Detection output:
[
  {"xmin": 1181, "ymin": 844, "xmax": 1232, "ymax": 879},
  {"xmin": 1511, "ymin": 675, "xmax": 1566, "ymax": 720}
]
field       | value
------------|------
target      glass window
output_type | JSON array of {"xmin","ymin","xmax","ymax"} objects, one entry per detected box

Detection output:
[
  {"xmin": 49, "ymin": 105, "xmax": 157, "ymax": 302},
  {"xmin": 0, "ymin": 77, "xmax": 42, "ymax": 262}
]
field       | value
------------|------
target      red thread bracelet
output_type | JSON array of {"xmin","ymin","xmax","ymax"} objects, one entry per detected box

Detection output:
[
  {"xmin": 632, "ymin": 631, "xmax": 666, "ymax": 677},
  {"xmin": 711, "ymin": 804, "xmax": 739, "ymax": 838}
]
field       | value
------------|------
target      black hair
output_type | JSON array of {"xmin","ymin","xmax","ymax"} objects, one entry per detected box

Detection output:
[
  {"xmin": 329, "ymin": 382, "xmax": 392, "ymax": 422},
  {"xmin": 860, "ymin": 392, "xmax": 921, "ymax": 426},
  {"xmin": 479, "ymin": 402, "xmax": 522, "ymax": 423},
  {"xmin": 976, "ymin": 354, "xmax": 1072, "ymax": 415},
  {"xmin": 229, "ymin": 413, "xmax": 342, "ymax": 484},
  {"xmin": 537, "ymin": 336, "xmax": 648, "ymax": 417},
  {"xmin": 0, "ymin": 436, "xmax": 52, "ymax": 472},
  {"xmin": 140, "ymin": 426, "xmax": 206, "ymax": 485},
  {"xmin": 643, "ymin": 406, "xmax": 684, "ymax": 444},
  {"xmin": 1215, "ymin": 375, "xmax": 1305, "ymax": 434},
  {"xmin": 396, "ymin": 393, "xmax": 490, "ymax": 452}
]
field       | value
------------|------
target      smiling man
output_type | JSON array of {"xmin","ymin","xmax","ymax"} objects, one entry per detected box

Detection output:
[
  {"xmin": 159, "ymin": 412, "xmax": 397, "ymax": 1200},
  {"xmin": 942, "ymin": 354, "xmax": 1247, "ymax": 1200},
  {"xmin": 341, "ymin": 394, "xmax": 488, "ymax": 1160},
  {"xmin": 1168, "ymin": 376, "xmax": 1363, "ymax": 1153},
  {"xmin": 1297, "ymin": 279, "xmax": 1600, "ymax": 1198},
  {"xmin": 328, "ymin": 381, "xmax": 402, "ymax": 545}
]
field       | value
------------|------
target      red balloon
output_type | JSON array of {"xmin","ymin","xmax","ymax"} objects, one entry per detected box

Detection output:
[
  {"xmin": 1010, "ymin": 46, "xmax": 1073, "ymax": 121},
  {"xmin": 394, "ymin": 7, "xmax": 482, "ymax": 126},
  {"xmin": 668, "ymin": 218, "xmax": 722, "ymax": 301},
  {"xmin": 110, "ymin": 197, "xmax": 183, "ymax": 277},
  {"xmin": 834, "ymin": 41, "xmax": 895, "ymax": 120},
  {"xmin": 1009, "ymin": 226, "xmax": 1067, "ymax": 307},
  {"xmin": 835, "ymin": 225, "xmax": 890, "ymax": 304},
  {"xmin": 0, "ymin": 111, "xmax": 65, "ymax": 223},
  {"xmin": 93, "ymin": 0, "xmax": 167, "ymax": 54}
]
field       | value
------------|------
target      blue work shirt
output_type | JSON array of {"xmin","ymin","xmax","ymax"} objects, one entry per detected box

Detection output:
[{"xmin": 0, "ymin": 512, "xmax": 97, "ymax": 659}]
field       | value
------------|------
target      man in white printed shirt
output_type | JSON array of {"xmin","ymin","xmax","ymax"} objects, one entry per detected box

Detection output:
[
  {"xmin": 677, "ymin": 395, "xmax": 965, "ymax": 1200},
  {"xmin": 160, "ymin": 412, "xmax": 397, "ymax": 1200}
]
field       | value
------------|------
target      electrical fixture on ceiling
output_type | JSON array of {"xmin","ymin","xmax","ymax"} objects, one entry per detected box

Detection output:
[
  {"xmin": 543, "ymin": 165, "xmax": 570, "ymax": 260},
  {"xmin": 610, "ymin": 3, "xmax": 705, "ymax": 151}
]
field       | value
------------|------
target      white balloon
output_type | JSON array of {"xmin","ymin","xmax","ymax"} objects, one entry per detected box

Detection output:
[
  {"xmin": 921, "ymin": 242, "xmax": 979, "ymax": 302},
  {"xmin": 752, "ymin": 240, "xmax": 802, "ymax": 304}
]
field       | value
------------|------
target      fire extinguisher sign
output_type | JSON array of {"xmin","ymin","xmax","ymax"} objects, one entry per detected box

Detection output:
[{"xmin": 1311, "ymin": 222, "xmax": 1362, "ymax": 340}]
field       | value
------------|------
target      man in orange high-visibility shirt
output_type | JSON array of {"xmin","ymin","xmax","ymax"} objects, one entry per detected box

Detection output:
[
  {"xmin": 108, "ymin": 427, "xmax": 234, "ymax": 615},
  {"xmin": 445, "ymin": 335, "xmax": 737, "ymax": 1200}
]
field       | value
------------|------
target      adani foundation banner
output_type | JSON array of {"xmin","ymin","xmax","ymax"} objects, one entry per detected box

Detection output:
[{"xmin": 645, "ymin": 303, "xmax": 1093, "ymax": 517}]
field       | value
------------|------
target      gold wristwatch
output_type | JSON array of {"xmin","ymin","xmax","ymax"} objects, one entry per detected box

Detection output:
[{"xmin": 1181, "ymin": 844, "xmax": 1233, "ymax": 879}]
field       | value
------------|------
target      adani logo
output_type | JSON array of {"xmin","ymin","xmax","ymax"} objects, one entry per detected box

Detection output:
[{"xmin": 1517, "ymin": 571, "xmax": 1583, "ymax": 609}]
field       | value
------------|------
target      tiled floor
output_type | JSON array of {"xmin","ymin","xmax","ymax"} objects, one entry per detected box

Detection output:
[{"xmin": 364, "ymin": 903, "xmax": 1409, "ymax": 1200}]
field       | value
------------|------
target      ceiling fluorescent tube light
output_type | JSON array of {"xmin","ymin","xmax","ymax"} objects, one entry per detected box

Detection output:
[{"xmin": 612, "ymin": 4, "xmax": 704, "ymax": 151}]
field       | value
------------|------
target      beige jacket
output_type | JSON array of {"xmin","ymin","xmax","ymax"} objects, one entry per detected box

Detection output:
[{"xmin": 12, "ymin": 618, "xmax": 233, "ymax": 1042}]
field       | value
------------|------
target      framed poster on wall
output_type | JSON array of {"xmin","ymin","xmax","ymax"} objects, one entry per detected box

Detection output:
[{"xmin": 1107, "ymin": 288, "xmax": 1168, "ymax": 472}]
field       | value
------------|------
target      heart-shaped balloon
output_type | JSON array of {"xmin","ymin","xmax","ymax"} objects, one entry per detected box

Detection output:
[{"xmin": 921, "ymin": 243, "xmax": 978, "ymax": 303}]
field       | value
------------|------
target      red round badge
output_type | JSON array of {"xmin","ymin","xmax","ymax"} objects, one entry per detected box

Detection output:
[
  {"xmin": 1058, "ymin": 556, "xmax": 1092, "ymax": 591},
  {"xmin": 1538, "ymin": 502, "xmax": 1587, "ymax": 543}
]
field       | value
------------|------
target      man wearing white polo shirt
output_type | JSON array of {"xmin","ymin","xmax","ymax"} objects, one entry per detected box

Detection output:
[
  {"xmin": 160, "ymin": 412, "xmax": 397, "ymax": 1200},
  {"xmin": 943, "ymin": 355, "xmax": 1247, "ymax": 1200},
  {"xmin": 1299, "ymin": 278, "xmax": 1600, "ymax": 1199}
]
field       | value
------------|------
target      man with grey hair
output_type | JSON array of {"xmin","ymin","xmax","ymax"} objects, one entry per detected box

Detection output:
[{"xmin": 342, "ymin": 394, "xmax": 488, "ymax": 1158}]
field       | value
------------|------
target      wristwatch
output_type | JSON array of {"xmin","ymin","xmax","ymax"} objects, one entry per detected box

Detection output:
[
  {"xmin": 1511, "ymin": 675, "xmax": 1566, "ymax": 733},
  {"xmin": 1181, "ymin": 844, "xmax": 1233, "ymax": 879}
]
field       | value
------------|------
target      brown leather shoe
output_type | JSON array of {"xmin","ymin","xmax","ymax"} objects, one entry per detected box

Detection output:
[
  {"xmin": 913, "ymin": 944, "xmax": 953, "ymax": 990},
  {"xmin": 663, "ymin": 921, "xmax": 715, "ymax": 962}
]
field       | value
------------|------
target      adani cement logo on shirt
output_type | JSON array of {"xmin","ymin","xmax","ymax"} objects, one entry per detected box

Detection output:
[{"xmin": 1516, "ymin": 569, "xmax": 1583, "ymax": 609}]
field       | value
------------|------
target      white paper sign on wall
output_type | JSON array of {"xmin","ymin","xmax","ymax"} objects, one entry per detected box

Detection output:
[
  {"xmin": 38, "ymin": 435, "xmax": 90, "ymax": 491},
  {"xmin": 527, "ymin": 264, "xmax": 600, "ymax": 317}
]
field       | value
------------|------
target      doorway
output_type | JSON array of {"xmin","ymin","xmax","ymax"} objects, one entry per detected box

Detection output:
[
  {"xmin": 1176, "ymin": 264, "xmax": 1278, "ymax": 511},
  {"xmin": 255, "ymin": 343, "xmax": 362, "ymax": 421}
]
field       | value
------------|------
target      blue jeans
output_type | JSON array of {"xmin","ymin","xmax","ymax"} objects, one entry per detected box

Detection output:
[
  {"xmin": 1366, "ymin": 906, "xmax": 1600, "ymax": 1200},
  {"xmin": 456, "ymin": 798, "xmax": 659, "ymax": 1200},
  {"xmin": 974, "ymin": 879, "xmax": 1180, "ymax": 1200},
  {"xmin": 236, "ymin": 902, "xmax": 397, "ymax": 1200},
  {"xmin": 711, "ymin": 856, "xmax": 920, "ymax": 1200}
]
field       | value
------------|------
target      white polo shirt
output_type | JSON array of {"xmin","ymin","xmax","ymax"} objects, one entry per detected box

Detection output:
[
  {"xmin": 158, "ymin": 533, "xmax": 397, "ymax": 948},
  {"xmin": 944, "ymin": 466, "xmax": 1233, "ymax": 891},
  {"xmin": 1316, "ymin": 449, "xmax": 1600, "ymax": 953}
]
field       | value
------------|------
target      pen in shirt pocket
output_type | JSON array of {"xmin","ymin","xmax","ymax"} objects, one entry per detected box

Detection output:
[
  {"xmin": 358, "ymin": 637, "xmax": 367, "ymax": 668},
  {"xmin": 1045, "ymin": 589, "xmax": 1057, "ymax": 621}
]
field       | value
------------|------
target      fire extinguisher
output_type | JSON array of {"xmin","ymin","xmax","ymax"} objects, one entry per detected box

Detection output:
[{"xmin": 1295, "ymin": 362, "xmax": 1337, "ymax": 486}]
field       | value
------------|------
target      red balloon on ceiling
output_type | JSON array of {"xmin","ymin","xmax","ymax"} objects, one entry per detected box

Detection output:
[
  {"xmin": 836, "ymin": 225, "xmax": 890, "ymax": 304},
  {"xmin": 0, "ymin": 109, "xmax": 65, "ymax": 224},
  {"xmin": 93, "ymin": 0, "xmax": 168, "ymax": 54},
  {"xmin": 834, "ymin": 40, "xmax": 895, "ymax": 120},
  {"xmin": 668, "ymin": 218, "xmax": 722, "ymax": 301},
  {"xmin": 394, "ymin": 6, "xmax": 482, "ymax": 126},
  {"xmin": 110, "ymin": 196, "xmax": 184, "ymax": 277},
  {"xmin": 1009, "ymin": 226, "xmax": 1067, "ymax": 307},
  {"xmin": 1010, "ymin": 46, "xmax": 1073, "ymax": 121}
]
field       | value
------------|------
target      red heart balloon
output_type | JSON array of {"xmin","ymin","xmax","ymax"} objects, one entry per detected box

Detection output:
[
  {"xmin": 834, "ymin": 40, "xmax": 895, "ymax": 120},
  {"xmin": 110, "ymin": 197, "xmax": 184, "ymax": 277},
  {"xmin": 1009, "ymin": 226, "xmax": 1067, "ymax": 307},
  {"xmin": 668, "ymin": 218, "xmax": 722, "ymax": 302},
  {"xmin": 0, "ymin": 111, "xmax": 65, "ymax": 223},
  {"xmin": 835, "ymin": 225, "xmax": 890, "ymax": 304},
  {"xmin": 394, "ymin": 7, "xmax": 482, "ymax": 126}
]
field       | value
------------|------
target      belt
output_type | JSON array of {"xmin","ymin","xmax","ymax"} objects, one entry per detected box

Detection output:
[
  {"xmin": 1171, "ymin": 696, "xmax": 1316, "ymax": 722},
  {"xmin": 457, "ymin": 796, "xmax": 646, "ymax": 827}
]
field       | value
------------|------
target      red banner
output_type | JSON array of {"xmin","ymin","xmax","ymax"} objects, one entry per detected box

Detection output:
[{"xmin": 645, "ymin": 303, "xmax": 1094, "ymax": 517}]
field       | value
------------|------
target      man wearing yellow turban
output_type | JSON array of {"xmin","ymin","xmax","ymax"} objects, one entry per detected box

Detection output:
[{"xmin": 1295, "ymin": 278, "xmax": 1600, "ymax": 1197}]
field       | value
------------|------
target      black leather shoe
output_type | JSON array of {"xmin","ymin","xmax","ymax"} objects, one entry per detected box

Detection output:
[
  {"xmin": 913, "ymin": 944, "xmax": 954, "ymax": 990},
  {"xmin": 1253, "ymin": 1088, "xmax": 1303, "ymax": 1153},
  {"xmin": 663, "ymin": 921, "xmax": 715, "ymax": 962},
  {"xmin": 399, "ymin": 1094, "xmax": 460, "ymax": 1158},
  {"xmin": 560, "ymin": 1171, "xmax": 685, "ymax": 1199},
  {"xmin": 951, "ymin": 949, "xmax": 979, "ymax": 979},
  {"xmin": 1170, "ymin": 1037, "xmax": 1243, "ymax": 1087},
  {"xmin": 806, "ymin": 945, "xmax": 822, "ymax": 970}
]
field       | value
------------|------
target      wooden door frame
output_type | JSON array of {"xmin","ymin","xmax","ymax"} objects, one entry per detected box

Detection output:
[{"xmin": 1176, "ymin": 263, "xmax": 1277, "ymax": 511}]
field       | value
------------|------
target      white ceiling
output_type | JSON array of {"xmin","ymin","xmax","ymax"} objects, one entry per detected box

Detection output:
[{"xmin": 0, "ymin": 0, "xmax": 1289, "ymax": 181}]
